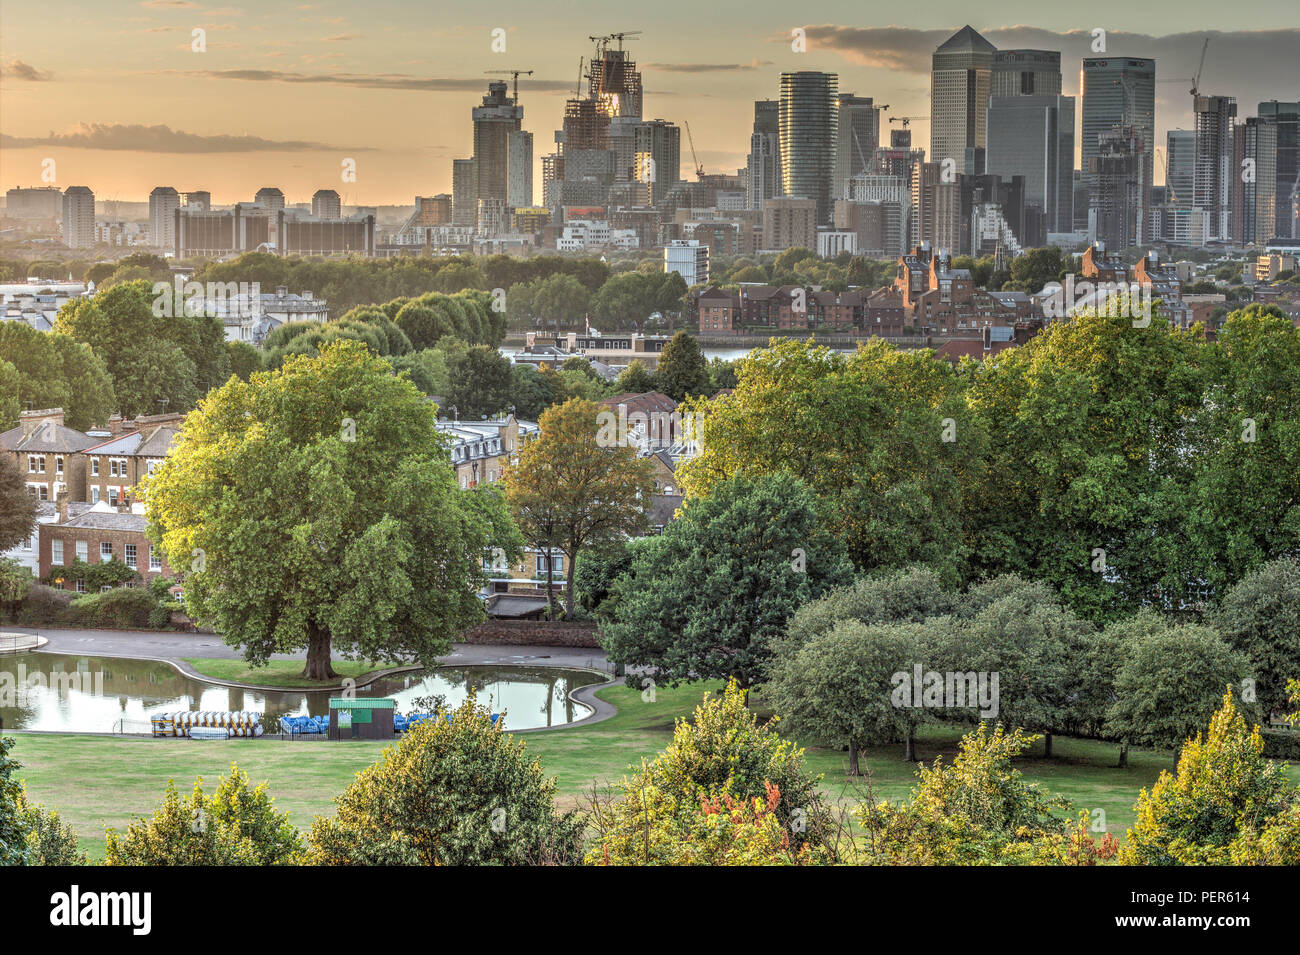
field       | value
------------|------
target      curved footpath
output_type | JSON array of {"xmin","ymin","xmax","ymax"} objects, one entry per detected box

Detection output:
[{"xmin": 4, "ymin": 625, "xmax": 621, "ymax": 731}]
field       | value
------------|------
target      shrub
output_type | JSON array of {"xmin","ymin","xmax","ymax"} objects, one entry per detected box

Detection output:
[
  {"xmin": 105, "ymin": 764, "xmax": 304, "ymax": 865},
  {"xmin": 66, "ymin": 587, "xmax": 157, "ymax": 629},
  {"xmin": 1122, "ymin": 690, "xmax": 1299, "ymax": 865},
  {"xmin": 17, "ymin": 789, "xmax": 87, "ymax": 865},
  {"xmin": 586, "ymin": 680, "xmax": 838, "ymax": 862},
  {"xmin": 0, "ymin": 737, "xmax": 28, "ymax": 865},
  {"xmin": 308, "ymin": 696, "xmax": 583, "ymax": 865}
]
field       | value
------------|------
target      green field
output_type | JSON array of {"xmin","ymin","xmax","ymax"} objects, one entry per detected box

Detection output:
[
  {"xmin": 11, "ymin": 680, "xmax": 1297, "ymax": 860},
  {"xmin": 180, "ymin": 657, "xmax": 390, "ymax": 689}
]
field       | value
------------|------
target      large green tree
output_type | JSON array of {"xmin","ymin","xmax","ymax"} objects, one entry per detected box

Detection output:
[
  {"xmin": 146, "ymin": 340, "xmax": 521, "ymax": 679},
  {"xmin": 0, "ymin": 453, "xmax": 37, "ymax": 552},
  {"xmin": 680, "ymin": 338, "xmax": 981, "ymax": 582},
  {"xmin": 655, "ymin": 331, "xmax": 711, "ymax": 401},
  {"xmin": 601, "ymin": 473, "xmax": 853, "ymax": 689},
  {"xmin": 1212, "ymin": 557, "xmax": 1300, "ymax": 718}
]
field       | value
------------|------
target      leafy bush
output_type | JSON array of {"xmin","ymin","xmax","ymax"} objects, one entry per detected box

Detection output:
[
  {"xmin": 1122, "ymin": 691, "xmax": 1299, "ymax": 865},
  {"xmin": 105, "ymin": 764, "xmax": 304, "ymax": 865},
  {"xmin": 0, "ymin": 737, "xmax": 28, "ymax": 865},
  {"xmin": 308, "ymin": 696, "xmax": 583, "ymax": 865},
  {"xmin": 586, "ymin": 680, "xmax": 838, "ymax": 862},
  {"xmin": 66, "ymin": 587, "xmax": 158, "ymax": 629},
  {"xmin": 17, "ymin": 789, "xmax": 87, "ymax": 865}
]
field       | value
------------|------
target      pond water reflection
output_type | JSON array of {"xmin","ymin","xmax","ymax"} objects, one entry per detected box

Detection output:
[{"xmin": 0, "ymin": 653, "xmax": 599, "ymax": 733}]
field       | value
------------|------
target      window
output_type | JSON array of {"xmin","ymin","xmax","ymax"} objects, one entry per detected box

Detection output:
[
  {"xmin": 108, "ymin": 488, "xmax": 119, "ymax": 506},
  {"xmin": 91, "ymin": 458, "xmax": 99, "ymax": 477},
  {"xmin": 125, "ymin": 544, "xmax": 137, "ymax": 568},
  {"xmin": 101, "ymin": 542, "xmax": 113, "ymax": 561},
  {"xmin": 75, "ymin": 540, "xmax": 88, "ymax": 562},
  {"xmin": 90, "ymin": 487, "xmax": 100, "ymax": 504},
  {"xmin": 38, "ymin": 486, "xmax": 48, "ymax": 501},
  {"xmin": 55, "ymin": 455, "xmax": 64, "ymax": 474},
  {"xmin": 37, "ymin": 457, "xmax": 45, "ymax": 474},
  {"xmin": 109, "ymin": 460, "xmax": 119, "ymax": 477},
  {"xmin": 149, "ymin": 547, "xmax": 162, "ymax": 571},
  {"xmin": 27, "ymin": 455, "xmax": 38, "ymax": 473},
  {"xmin": 52, "ymin": 540, "xmax": 64, "ymax": 565},
  {"xmin": 75, "ymin": 579, "xmax": 85, "ymax": 593}
]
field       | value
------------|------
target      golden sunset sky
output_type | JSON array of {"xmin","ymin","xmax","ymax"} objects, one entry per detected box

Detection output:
[{"xmin": 2, "ymin": 0, "xmax": 1296, "ymax": 206}]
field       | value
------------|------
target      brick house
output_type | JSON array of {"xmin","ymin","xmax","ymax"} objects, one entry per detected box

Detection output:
[
  {"xmin": 0, "ymin": 408, "xmax": 94, "ymax": 503},
  {"xmin": 694, "ymin": 286, "xmax": 741, "ymax": 333},
  {"xmin": 38, "ymin": 500, "xmax": 172, "ymax": 590},
  {"xmin": 438, "ymin": 414, "xmax": 538, "ymax": 489},
  {"xmin": 82, "ymin": 413, "xmax": 183, "ymax": 506}
]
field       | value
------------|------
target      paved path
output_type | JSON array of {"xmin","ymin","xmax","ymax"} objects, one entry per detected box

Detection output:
[{"xmin": 4, "ymin": 626, "xmax": 621, "ymax": 730}]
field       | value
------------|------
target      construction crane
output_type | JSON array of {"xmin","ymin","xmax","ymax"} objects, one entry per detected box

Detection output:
[
  {"xmin": 574, "ymin": 57, "xmax": 585, "ymax": 97},
  {"xmin": 684, "ymin": 120, "xmax": 704, "ymax": 179},
  {"xmin": 1190, "ymin": 36, "xmax": 1210, "ymax": 97},
  {"xmin": 889, "ymin": 116, "xmax": 925, "ymax": 128},
  {"xmin": 483, "ymin": 69, "xmax": 533, "ymax": 103},
  {"xmin": 588, "ymin": 30, "xmax": 641, "ymax": 57}
]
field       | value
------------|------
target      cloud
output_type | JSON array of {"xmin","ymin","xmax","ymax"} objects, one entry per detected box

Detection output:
[
  {"xmin": 321, "ymin": 33, "xmax": 363, "ymax": 42},
  {"xmin": 3, "ymin": 59, "xmax": 54, "ymax": 81},
  {"xmin": 140, "ymin": 0, "xmax": 199, "ymax": 8},
  {"xmin": 0, "ymin": 122, "xmax": 361, "ymax": 153},
  {"xmin": 157, "ymin": 67, "xmax": 576, "ymax": 92},
  {"xmin": 643, "ymin": 58, "xmax": 773, "ymax": 73}
]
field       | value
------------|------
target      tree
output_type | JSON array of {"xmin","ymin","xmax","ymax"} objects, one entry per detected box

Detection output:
[
  {"xmin": 964, "ymin": 310, "xmax": 1204, "ymax": 621},
  {"xmin": 769, "ymin": 620, "xmax": 931, "ymax": 772},
  {"xmin": 1104, "ymin": 621, "xmax": 1251, "ymax": 765},
  {"xmin": 585, "ymin": 680, "xmax": 836, "ymax": 860},
  {"xmin": 943, "ymin": 576, "xmax": 1094, "ymax": 756},
  {"xmin": 1212, "ymin": 557, "xmax": 1300, "ymax": 718},
  {"xmin": 614, "ymin": 360, "xmax": 657, "ymax": 395},
  {"xmin": 225, "ymin": 341, "xmax": 262, "ymax": 381},
  {"xmin": 445, "ymin": 344, "xmax": 513, "ymax": 418},
  {"xmin": 601, "ymin": 474, "xmax": 852, "ymax": 689},
  {"xmin": 503, "ymin": 397, "xmax": 654, "ymax": 617},
  {"xmin": 56, "ymin": 280, "xmax": 226, "ymax": 417},
  {"xmin": 1187, "ymin": 307, "xmax": 1300, "ymax": 593},
  {"xmin": 394, "ymin": 300, "xmax": 451, "ymax": 350},
  {"xmin": 655, "ymin": 331, "xmax": 711, "ymax": 400},
  {"xmin": 308, "ymin": 697, "xmax": 583, "ymax": 865},
  {"xmin": 783, "ymin": 565, "xmax": 958, "ymax": 650},
  {"xmin": 680, "ymin": 339, "xmax": 980, "ymax": 582},
  {"xmin": 0, "ymin": 453, "xmax": 37, "ymax": 552},
  {"xmin": 105, "ymin": 765, "xmax": 303, "ymax": 865},
  {"xmin": 508, "ymin": 363, "xmax": 553, "ymax": 420},
  {"xmin": 146, "ymin": 340, "xmax": 520, "ymax": 680},
  {"xmin": 0, "ymin": 323, "xmax": 114, "ymax": 430},
  {"xmin": 1122, "ymin": 690, "xmax": 1299, "ymax": 865}
]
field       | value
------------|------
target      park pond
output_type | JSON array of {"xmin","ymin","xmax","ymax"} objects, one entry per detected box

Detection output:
[{"xmin": 0, "ymin": 652, "xmax": 599, "ymax": 734}]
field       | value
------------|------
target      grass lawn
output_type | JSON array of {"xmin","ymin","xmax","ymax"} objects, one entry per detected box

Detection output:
[
  {"xmin": 12, "ymin": 679, "xmax": 1298, "ymax": 860},
  {"xmin": 180, "ymin": 657, "xmax": 392, "ymax": 689}
]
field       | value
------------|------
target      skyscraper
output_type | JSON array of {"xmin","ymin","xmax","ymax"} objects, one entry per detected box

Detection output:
[
  {"xmin": 779, "ymin": 71, "xmax": 838, "ymax": 225},
  {"xmin": 986, "ymin": 94, "xmax": 1075, "ymax": 233},
  {"xmin": 834, "ymin": 94, "xmax": 879, "ymax": 200},
  {"xmin": 746, "ymin": 100, "xmax": 780, "ymax": 210},
  {"xmin": 149, "ymin": 186, "xmax": 180, "ymax": 249},
  {"xmin": 61, "ymin": 186, "xmax": 95, "ymax": 249},
  {"xmin": 930, "ymin": 26, "xmax": 996, "ymax": 167},
  {"xmin": 1258, "ymin": 101, "xmax": 1299, "ymax": 239},
  {"xmin": 634, "ymin": 119, "xmax": 681, "ymax": 206},
  {"xmin": 1081, "ymin": 57, "xmax": 1155, "ymax": 213},
  {"xmin": 991, "ymin": 49, "xmax": 1062, "ymax": 97},
  {"xmin": 452, "ymin": 158, "xmax": 476, "ymax": 227},
  {"xmin": 1193, "ymin": 95, "xmax": 1237, "ymax": 241},
  {"xmin": 253, "ymin": 187, "xmax": 285, "ymax": 211},
  {"xmin": 1165, "ymin": 130, "xmax": 1195, "ymax": 206},
  {"xmin": 1232, "ymin": 117, "xmax": 1277, "ymax": 245},
  {"xmin": 507, "ymin": 130, "xmax": 534, "ymax": 208},
  {"xmin": 1090, "ymin": 125, "xmax": 1148, "ymax": 251},
  {"xmin": 472, "ymin": 80, "xmax": 523, "ymax": 205}
]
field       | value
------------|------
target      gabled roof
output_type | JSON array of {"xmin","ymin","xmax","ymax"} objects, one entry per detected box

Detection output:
[{"xmin": 0, "ymin": 421, "xmax": 95, "ymax": 454}]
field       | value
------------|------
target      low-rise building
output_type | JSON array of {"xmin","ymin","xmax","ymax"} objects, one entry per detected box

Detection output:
[
  {"xmin": 1, "ymin": 408, "xmax": 94, "ymax": 502},
  {"xmin": 39, "ymin": 500, "xmax": 172, "ymax": 589}
]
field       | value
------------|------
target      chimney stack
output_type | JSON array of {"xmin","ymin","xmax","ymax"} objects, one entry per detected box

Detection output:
[{"xmin": 19, "ymin": 408, "xmax": 64, "ymax": 439}]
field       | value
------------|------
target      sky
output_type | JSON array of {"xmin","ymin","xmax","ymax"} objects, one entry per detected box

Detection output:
[{"xmin": 1, "ymin": 0, "xmax": 1297, "ymax": 207}]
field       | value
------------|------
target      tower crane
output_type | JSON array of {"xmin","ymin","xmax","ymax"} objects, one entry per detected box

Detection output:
[
  {"xmin": 483, "ymin": 69, "xmax": 533, "ymax": 103},
  {"xmin": 684, "ymin": 121, "xmax": 705, "ymax": 179}
]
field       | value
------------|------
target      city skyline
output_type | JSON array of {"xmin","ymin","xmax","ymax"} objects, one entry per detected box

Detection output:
[{"xmin": 2, "ymin": 2, "xmax": 1297, "ymax": 204}]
